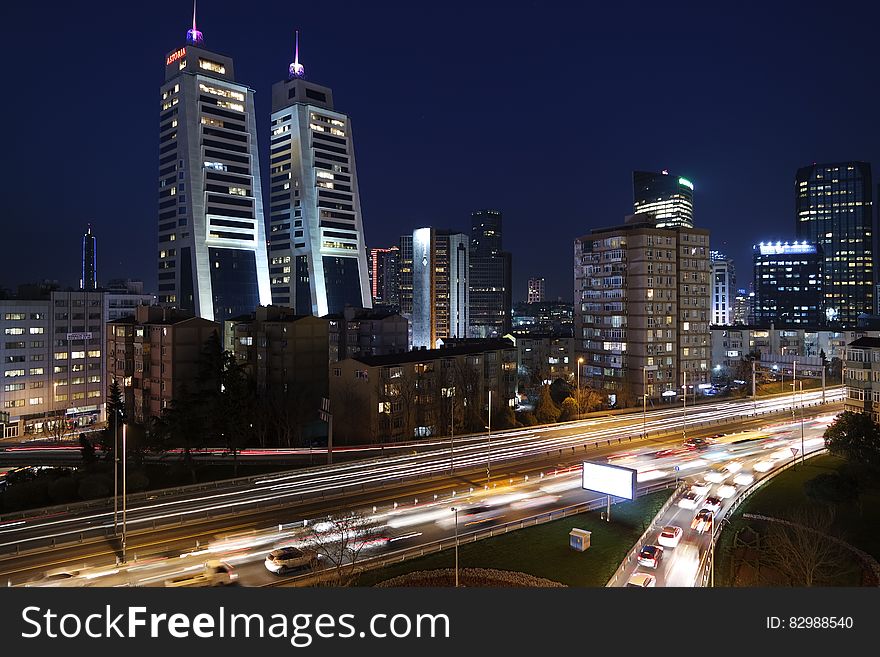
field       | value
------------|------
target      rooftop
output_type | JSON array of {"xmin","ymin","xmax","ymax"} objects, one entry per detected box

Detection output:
[{"xmin": 350, "ymin": 339, "xmax": 515, "ymax": 367}]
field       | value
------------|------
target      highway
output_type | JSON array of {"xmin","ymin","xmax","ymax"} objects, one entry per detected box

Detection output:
[{"xmin": 0, "ymin": 388, "xmax": 841, "ymax": 586}]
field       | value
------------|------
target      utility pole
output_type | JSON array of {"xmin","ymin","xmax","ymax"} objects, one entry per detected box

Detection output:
[
  {"xmin": 449, "ymin": 387, "xmax": 455, "ymax": 473},
  {"xmin": 791, "ymin": 360, "xmax": 797, "ymax": 422},
  {"xmin": 682, "ymin": 370, "xmax": 688, "ymax": 440},
  {"xmin": 121, "ymin": 422, "xmax": 127, "ymax": 563},
  {"xmin": 751, "ymin": 358, "xmax": 757, "ymax": 411},
  {"xmin": 486, "ymin": 390, "xmax": 492, "ymax": 487},
  {"xmin": 799, "ymin": 380, "xmax": 805, "ymax": 465},
  {"xmin": 451, "ymin": 507, "xmax": 459, "ymax": 587},
  {"xmin": 114, "ymin": 415, "xmax": 118, "ymax": 534},
  {"xmin": 821, "ymin": 362, "xmax": 826, "ymax": 404}
]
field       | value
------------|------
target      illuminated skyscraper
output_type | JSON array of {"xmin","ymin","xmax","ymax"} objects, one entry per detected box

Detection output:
[
  {"xmin": 753, "ymin": 241, "xmax": 824, "ymax": 326},
  {"xmin": 709, "ymin": 251, "xmax": 735, "ymax": 326},
  {"xmin": 795, "ymin": 162, "xmax": 873, "ymax": 325},
  {"xmin": 469, "ymin": 209, "xmax": 512, "ymax": 338},
  {"xmin": 156, "ymin": 6, "xmax": 271, "ymax": 321},
  {"xmin": 81, "ymin": 226, "xmax": 97, "ymax": 291},
  {"xmin": 633, "ymin": 170, "xmax": 695, "ymax": 229},
  {"xmin": 267, "ymin": 32, "xmax": 371, "ymax": 316},
  {"xmin": 368, "ymin": 246, "xmax": 399, "ymax": 308},
  {"xmin": 411, "ymin": 228, "xmax": 469, "ymax": 348}
]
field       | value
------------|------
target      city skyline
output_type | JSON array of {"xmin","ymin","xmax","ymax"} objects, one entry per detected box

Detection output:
[{"xmin": 5, "ymin": 1, "xmax": 880, "ymax": 303}]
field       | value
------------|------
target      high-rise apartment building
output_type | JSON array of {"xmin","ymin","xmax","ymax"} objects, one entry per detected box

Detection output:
[
  {"xmin": 468, "ymin": 210, "xmax": 512, "ymax": 338},
  {"xmin": 710, "ymin": 251, "xmax": 735, "ymax": 326},
  {"xmin": 266, "ymin": 33, "xmax": 371, "ymax": 316},
  {"xmin": 795, "ymin": 162, "xmax": 873, "ymax": 325},
  {"xmin": 81, "ymin": 226, "xmax": 97, "ymax": 291},
  {"xmin": 157, "ymin": 13, "xmax": 271, "ymax": 322},
  {"xmin": 368, "ymin": 246, "xmax": 400, "ymax": 308},
  {"xmin": 574, "ymin": 213, "xmax": 710, "ymax": 402},
  {"xmin": 527, "ymin": 277, "xmax": 545, "ymax": 303},
  {"xmin": 753, "ymin": 241, "xmax": 824, "ymax": 326},
  {"xmin": 633, "ymin": 170, "xmax": 695, "ymax": 229},
  {"xmin": 411, "ymin": 228, "xmax": 469, "ymax": 348},
  {"xmin": 732, "ymin": 288, "xmax": 753, "ymax": 325}
]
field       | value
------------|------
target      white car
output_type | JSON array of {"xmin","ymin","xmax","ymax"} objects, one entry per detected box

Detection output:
[
  {"xmin": 753, "ymin": 461, "xmax": 773, "ymax": 473},
  {"xmin": 678, "ymin": 490, "xmax": 702, "ymax": 509},
  {"xmin": 716, "ymin": 484, "xmax": 737, "ymax": 499},
  {"xmin": 689, "ymin": 480, "xmax": 712, "ymax": 496},
  {"xmin": 705, "ymin": 467, "xmax": 728, "ymax": 484},
  {"xmin": 702, "ymin": 496, "xmax": 723, "ymax": 514},
  {"xmin": 724, "ymin": 461, "xmax": 744, "ymax": 474},
  {"xmin": 626, "ymin": 572, "xmax": 657, "ymax": 588},
  {"xmin": 265, "ymin": 547, "xmax": 317, "ymax": 575},
  {"xmin": 733, "ymin": 472, "xmax": 755, "ymax": 486},
  {"xmin": 657, "ymin": 525, "xmax": 683, "ymax": 548}
]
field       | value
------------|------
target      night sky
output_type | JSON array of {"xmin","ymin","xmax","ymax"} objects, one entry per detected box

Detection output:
[{"xmin": 3, "ymin": 1, "xmax": 880, "ymax": 302}]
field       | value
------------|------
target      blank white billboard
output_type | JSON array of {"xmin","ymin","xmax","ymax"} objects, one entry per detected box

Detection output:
[{"xmin": 581, "ymin": 461, "xmax": 636, "ymax": 500}]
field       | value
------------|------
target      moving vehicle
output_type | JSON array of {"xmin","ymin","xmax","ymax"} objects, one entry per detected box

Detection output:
[
  {"xmin": 657, "ymin": 525, "xmax": 683, "ymax": 548},
  {"xmin": 626, "ymin": 572, "xmax": 656, "ymax": 588},
  {"xmin": 678, "ymin": 490, "xmax": 702, "ymax": 510},
  {"xmin": 265, "ymin": 547, "xmax": 318, "ymax": 575},
  {"xmin": 689, "ymin": 480, "xmax": 712, "ymax": 496},
  {"xmin": 683, "ymin": 437, "xmax": 711, "ymax": 450},
  {"xmin": 723, "ymin": 461, "xmax": 744, "ymax": 474},
  {"xmin": 637, "ymin": 545, "xmax": 664, "ymax": 569},
  {"xmin": 705, "ymin": 466, "xmax": 729, "ymax": 484},
  {"xmin": 733, "ymin": 472, "xmax": 755, "ymax": 486},
  {"xmin": 716, "ymin": 485, "xmax": 736, "ymax": 500},
  {"xmin": 691, "ymin": 510, "xmax": 714, "ymax": 534},
  {"xmin": 702, "ymin": 496, "xmax": 723, "ymax": 513},
  {"xmin": 164, "ymin": 561, "xmax": 238, "ymax": 587}
]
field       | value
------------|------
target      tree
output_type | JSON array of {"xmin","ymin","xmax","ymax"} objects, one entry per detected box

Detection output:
[
  {"xmin": 760, "ymin": 508, "xmax": 853, "ymax": 586},
  {"xmin": 102, "ymin": 378, "xmax": 125, "ymax": 462},
  {"xmin": 79, "ymin": 433, "xmax": 96, "ymax": 465},
  {"xmin": 494, "ymin": 404, "xmax": 517, "ymax": 430},
  {"xmin": 516, "ymin": 410, "xmax": 538, "ymax": 427},
  {"xmin": 558, "ymin": 397, "xmax": 579, "ymax": 422},
  {"xmin": 42, "ymin": 413, "xmax": 73, "ymax": 443},
  {"xmin": 534, "ymin": 385, "xmax": 560, "ymax": 424},
  {"xmin": 549, "ymin": 378, "xmax": 572, "ymax": 406},
  {"xmin": 823, "ymin": 411, "xmax": 880, "ymax": 471},
  {"xmin": 304, "ymin": 514, "xmax": 383, "ymax": 586}
]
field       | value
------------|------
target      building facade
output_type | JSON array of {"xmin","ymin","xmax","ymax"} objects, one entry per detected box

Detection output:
[
  {"xmin": 710, "ymin": 251, "xmax": 735, "ymax": 326},
  {"xmin": 468, "ymin": 210, "xmax": 512, "ymax": 338},
  {"xmin": 266, "ymin": 37, "xmax": 371, "ymax": 316},
  {"xmin": 527, "ymin": 277, "xmax": 545, "ymax": 303},
  {"xmin": 368, "ymin": 246, "xmax": 400, "ymax": 309},
  {"xmin": 329, "ymin": 339, "xmax": 517, "ymax": 444},
  {"xmin": 753, "ymin": 241, "xmax": 824, "ymax": 326},
  {"xmin": 108, "ymin": 306, "xmax": 219, "ymax": 423},
  {"xmin": 411, "ymin": 228, "xmax": 469, "ymax": 348},
  {"xmin": 633, "ymin": 170, "xmax": 695, "ymax": 229},
  {"xmin": 81, "ymin": 227, "xmax": 97, "ymax": 291},
  {"xmin": 157, "ymin": 24, "xmax": 271, "ymax": 322},
  {"xmin": 575, "ymin": 213, "xmax": 710, "ymax": 403},
  {"xmin": 732, "ymin": 287, "xmax": 753, "ymax": 325},
  {"xmin": 326, "ymin": 306, "xmax": 408, "ymax": 363},
  {"xmin": 511, "ymin": 300, "xmax": 574, "ymax": 336},
  {"xmin": 795, "ymin": 162, "xmax": 873, "ymax": 325}
]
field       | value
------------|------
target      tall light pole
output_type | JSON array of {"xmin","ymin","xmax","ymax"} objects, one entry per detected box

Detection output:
[
  {"xmin": 643, "ymin": 364, "xmax": 657, "ymax": 439},
  {"xmin": 576, "ymin": 357, "xmax": 583, "ymax": 417},
  {"xmin": 113, "ymin": 405, "xmax": 119, "ymax": 534},
  {"xmin": 451, "ymin": 507, "xmax": 460, "ymax": 587},
  {"xmin": 682, "ymin": 370, "xmax": 688, "ymax": 440},
  {"xmin": 791, "ymin": 359, "xmax": 797, "ymax": 423},
  {"xmin": 121, "ymin": 421, "xmax": 127, "ymax": 563},
  {"xmin": 448, "ymin": 387, "xmax": 455, "ymax": 473},
  {"xmin": 799, "ymin": 380, "xmax": 805, "ymax": 465},
  {"xmin": 486, "ymin": 390, "xmax": 492, "ymax": 488},
  {"xmin": 710, "ymin": 513, "xmax": 715, "ymax": 587}
]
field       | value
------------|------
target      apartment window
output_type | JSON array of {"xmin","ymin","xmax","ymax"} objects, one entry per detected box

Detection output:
[
  {"xmin": 4, "ymin": 313, "xmax": 26, "ymax": 321},
  {"xmin": 30, "ymin": 327, "xmax": 44, "ymax": 334},
  {"xmin": 4, "ymin": 399, "xmax": 24, "ymax": 409},
  {"xmin": 87, "ymin": 390, "xmax": 101, "ymax": 399},
  {"xmin": 28, "ymin": 397, "xmax": 43, "ymax": 406},
  {"xmin": 4, "ymin": 328, "xmax": 24, "ymax": 335},
  {"xmin": 29, "ymin": 368, "xmax": 44, "ymax": 376},
  {"xmin": 4, "ymin": 369, "xmax": 25, "ymax": 377},
  {"xmin": 87, "ymin": 350, "xmax": 101, "ymax": 358},
  {"xmin": 198, "ymin": 58, "xmax": 226, "ymax": 74}
]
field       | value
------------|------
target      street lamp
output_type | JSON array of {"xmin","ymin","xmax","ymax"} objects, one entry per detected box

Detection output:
[
  {"xmin": 643, "ymin": 364, "xmax": 657, "ymax": 440},
  {"xmin": 682, "ymin": 370, "xmax": 688, "ymax": 440},
  {"xmin": 799, "ymin": 380, "xmax": 805, "ymax": 465},
  {"xmin": 576, "ymin": 357, "xmax": 584, "ymax": 417},
  {"xmin": 450, "ymin": 507, "xmax": 460, "ymax": 587},
  {"xmin": 486, "ymin": 390, "xmax": 492, "ymax": 488},
  {"xmin": 121, "ymin": 421, "xmax": 127, "ymax": 563},
  {"xmin": 446, "ymin": 387, "xmax": 456, "ymax": 473}
]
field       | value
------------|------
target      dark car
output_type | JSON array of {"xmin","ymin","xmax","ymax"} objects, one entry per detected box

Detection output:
[{"xmin": 637, "ymin": 545, "xmax": 664, "ymax": 569}]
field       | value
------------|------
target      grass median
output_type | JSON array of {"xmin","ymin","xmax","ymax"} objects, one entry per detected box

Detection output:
[{"xmin": 356, "ymin": 489, "xmax": 671, "ymax": 587}]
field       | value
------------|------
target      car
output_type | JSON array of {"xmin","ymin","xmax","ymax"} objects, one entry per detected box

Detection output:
[
  {"xmin": 265, "ymin": 547, "xmax": 318, "ymax": 575},
  {"xmin": 657, "ymin": 525, "xmax": 683, "ymax": 548},
  {"xmin": 27, "ymin": 567, "xmax": 87, "ymax": 587},
  {"xmin": 689, "ymin": 480, "xmax": 712, "ymax": 496},
  {"xmin": 637, "ymin": 545, "xmax": 664, "ymax": 569},
  {"xmin": 691, "ymin": 509, "xmax": 714, "ymax": 533},
  {"xmin": 716, "ymin": 484, "xmax": 736, "ymax": 499},
  {"xmin": 705, "ymin": 466, "xmax": 729, "ymax": 484},
  {"xmin": 723, "ymin": 461, "xmax": 744, "ymax": 474},
  {"xmin": 703, "ymin": 495, "xmax": 723, "ymax": 513},
  {"xmin": 733, "ymin": 472, "xmax": 755, "ymax": 486},
  {"xmin": 678, "ymin": 490, "xmax": 702, "ymax": 509},
  {"xmin": 626, "ymin": 572, "xmax": 657, "ymax": 588},
  {"xmin": 684, "ymin": 437, "xmax": 711, "ymax": 450},
  {"xmin": 164, "ymin": 560, "xmax": 238, "ymax": 587}
]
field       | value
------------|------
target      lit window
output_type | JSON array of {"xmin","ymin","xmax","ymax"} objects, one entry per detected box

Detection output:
[{"xmin": 198, "ymin": 59, "xmax": 226, "ymax": 74}]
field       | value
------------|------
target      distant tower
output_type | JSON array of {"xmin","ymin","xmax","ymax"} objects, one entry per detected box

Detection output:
[
  {"xmin": 81, "ymin": 226, "xmax": 97, "ymax": 290},
  {"xmin": 527, "ymin": 277, "xmax": 545, "ymax": 303}
]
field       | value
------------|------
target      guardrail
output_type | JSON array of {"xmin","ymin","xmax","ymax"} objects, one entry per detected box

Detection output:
[
  {"xmin": 694, "ymin": 447, "xmax": 829, "ymax": 587},
  {"xmin": 605, "ymin": 480, "xmax": 687, "ymax": 587},
  {"xmin": 0, "ymin": 394, "xmax": 844, "ymax": 558},
  {"xmin": 262, "ymin": 480, "xmax": 682, "ymax": 587}
]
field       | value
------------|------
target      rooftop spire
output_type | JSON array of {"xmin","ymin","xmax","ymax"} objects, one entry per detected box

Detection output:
[
  {"xmin": 288, "ymin": 30, "xmax": 305, "ymax": 78},
  {"xmin": 186, "ymin": 0, "xmax": 204, "ymax": 45}
]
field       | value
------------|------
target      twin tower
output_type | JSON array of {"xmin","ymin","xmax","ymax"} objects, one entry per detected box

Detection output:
[{"xmin": 157, "ymin": 12, "xmax": 370, "ymax": 322}]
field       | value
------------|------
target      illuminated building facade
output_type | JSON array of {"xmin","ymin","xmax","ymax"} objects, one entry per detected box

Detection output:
[
  {"xmin": 157, "ymin": 16, "xmax": 271, "ymax": 322},
  {"xmin": 81, "ymin": 227, "xmax": 97, "ymax": 291},
  {"xmin": 710, "ymin": 251, "xmax": 735, "ymax": 326},
  {"xmin": 753, "ymin": 241, "xmax": 824, "ymax": 326},
  {"xmin": 368, "ymin": 246, "xmax": 400, "ymax": 309},
  {"xmin": 411, "ymin": 228, "xmax": 469, "ymax": 348},
  {"xmin": 795, "ymin": 162, "xmax": 873, "ymax": 325},
  {"xmin": 527, "ymin": 277, "xmax": 545, "ymax": 303},
  {"xmin": 267, "ymin": 33, "xmax": 371, "ymax": 316},
  {"xmin": 633, "ymin": 170, "xmax": 695, "ymax": 229},
  {"xmin": 469, "ymin": 210, "xmax": 512, "ymax": 338}
]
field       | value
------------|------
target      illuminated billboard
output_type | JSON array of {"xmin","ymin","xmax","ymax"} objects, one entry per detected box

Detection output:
[{"xmin": 581, "ymin": 461, "xmax": 636, "ymax": 500}]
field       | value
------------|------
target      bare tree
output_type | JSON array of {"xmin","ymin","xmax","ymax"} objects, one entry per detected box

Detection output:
[
  {"xmin": 396, "ymin": 367, "xmax": 420, "ymax": 440},
  {"xmin": 43, "ymin": 413, "xmax": 74, "ymax": 443},
  {"xmin": 304, "ymin": 514, "xmax": 384, "ymax": 586},
  {"xmin": 759, "ymin": 508, "xmax": 853, "ymax": 586}
]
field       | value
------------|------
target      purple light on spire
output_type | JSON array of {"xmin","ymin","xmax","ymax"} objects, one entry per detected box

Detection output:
[
  {"xmin": 288, "ymin": 30, "xmax": 305, "ymax": 78},
  {"xmin": 186, "ymin": 0, "xmax": 204, "ymax": 44}
]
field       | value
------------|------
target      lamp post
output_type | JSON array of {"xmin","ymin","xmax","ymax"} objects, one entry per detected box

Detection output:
[
  {"xmin": 682, "ymin": 370, "xmax": 688, "ymax": 440},
  {"xmin": 486, "ymin": 390, "xmax": 492, "ymax": 488},
  {"xmin": 448, "ymin": 387, "xmax": 456, "ymax": 473},
  {"xmin": 799, "ymin": 380, "xmax": 805, "ymax": 465},
  {"xmin": 113, "ymin": 409, "xmax": 118, "ymax": 534},
  {"xmin": 121, "ymin": 421, "xmax": 127, "ymax": 563},
  {"xmin": 451, "ymin": 506, "xmax": 460, "ymax": 587},
  {"xmin": 576, "ymin": 357, "xmax": 584, "ymax": 417},
  {"xmin": 643, "ymin": 364, "xmax": 657, "ymax": 439}
]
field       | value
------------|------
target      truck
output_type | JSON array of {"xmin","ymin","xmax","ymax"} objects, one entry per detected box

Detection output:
[{"xmin": 163, "ymin": 560, "xmax": 238, "ymax": 587}]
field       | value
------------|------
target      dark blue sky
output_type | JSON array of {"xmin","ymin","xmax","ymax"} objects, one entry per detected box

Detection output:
[{"xmin": 3, "ymin": 1, "xmax": 879, "ymax": 301}]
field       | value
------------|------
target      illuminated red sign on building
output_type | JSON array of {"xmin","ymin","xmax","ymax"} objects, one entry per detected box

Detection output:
[{"xmin": 166, "ymin": 48, "xmax": 186, "ymax": 66}]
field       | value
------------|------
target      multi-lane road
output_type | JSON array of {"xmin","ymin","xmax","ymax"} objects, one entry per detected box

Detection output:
[{"xmin": 0, "ymin": 388, "xmax": 842, "ymax": 586}]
